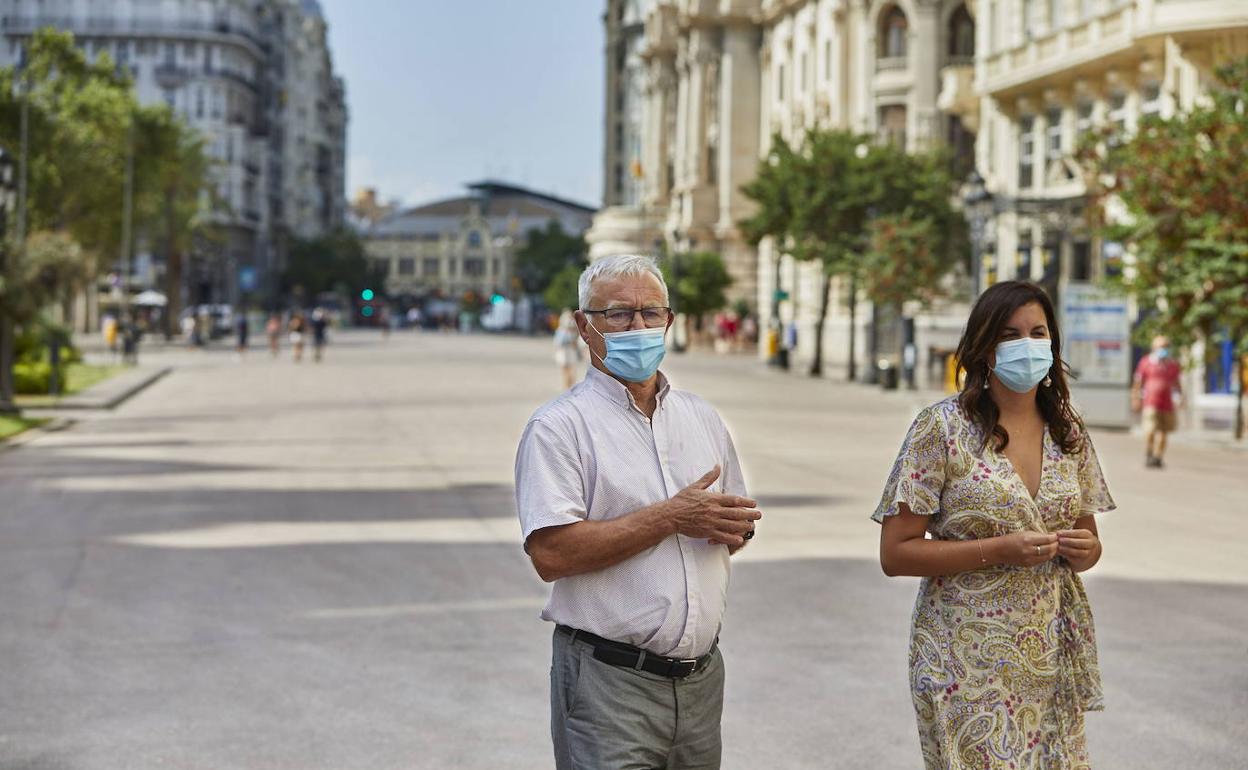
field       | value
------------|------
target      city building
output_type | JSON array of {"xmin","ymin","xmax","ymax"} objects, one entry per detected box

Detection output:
[
  {"xmin": 362, "ymin": 181, "xmax": 595, "ymax": 309},
  {"xmin": 349, "ymin": 188, "xmax": 400, "ymax": 230},
  {"xmin": 621, "ymin": 0, "xmax": 975, "ymax": 376},
  {"xmin": 963, "ymin": 0, "xmax": 1248, "ymax": 420},
  {"xmin": 585, "ymin": 0, "xmax": 662, "ymax": 261},
  {"xmin": 0, "ymin": 0, "xmax": 348, "ymax": 312}
]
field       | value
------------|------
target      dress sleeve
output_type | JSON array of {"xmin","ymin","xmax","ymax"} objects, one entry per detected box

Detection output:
[
  {"xmin": 872, "ymin": 405, "xmax": 948, "ymax": 524},
  {"xmin": 1076, "ymin": 433, "xmax": 1117, "ymax": 516},
  {"xmin": 514, "ymin": 417, "xmax": 588, "ymax": 544}
]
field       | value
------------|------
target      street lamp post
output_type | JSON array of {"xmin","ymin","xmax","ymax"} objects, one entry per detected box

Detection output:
[
  {"xmin": 0, "ymin": 149, "xmax": 17, "ymax": 414},
  {"xmin": 961, "ymin": 170, "xmax": 993, "ymax": 297}
]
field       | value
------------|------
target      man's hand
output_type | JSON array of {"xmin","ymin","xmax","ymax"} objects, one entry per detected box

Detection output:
[{"xmin": 666, "ymin": 465, "xmax": 760, "ymax": 547}]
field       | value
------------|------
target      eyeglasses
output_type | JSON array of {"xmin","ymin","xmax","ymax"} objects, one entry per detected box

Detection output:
[{"xmin": 584, "ymin": 307, "xmax": 672, "ymax": 330}]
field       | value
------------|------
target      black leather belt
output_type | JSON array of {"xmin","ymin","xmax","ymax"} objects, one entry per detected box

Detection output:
[{"xmin": 557, "ymin": 625, "xmax": 715, "ymax": 679}]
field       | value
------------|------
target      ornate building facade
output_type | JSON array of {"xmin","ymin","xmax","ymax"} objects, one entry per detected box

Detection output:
[{"xmin": 0, "ymin": 0, "xmax": 348, "ymax": 309}]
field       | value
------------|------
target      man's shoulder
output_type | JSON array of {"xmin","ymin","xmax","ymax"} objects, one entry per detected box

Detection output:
[
  {"xmin": 525, "ymin": 380, "xmax": 595, "ymax": 430},
  {"xmin": 665, "ymin": 386, "xmax": 726, "ymax": 424}
]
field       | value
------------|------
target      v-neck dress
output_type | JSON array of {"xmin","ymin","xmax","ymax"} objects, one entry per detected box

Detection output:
[{"xmin": 873, "ymin": 396, "xmax": 1116, "ymax": 770}]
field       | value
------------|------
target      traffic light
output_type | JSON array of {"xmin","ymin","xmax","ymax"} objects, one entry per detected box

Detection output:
[
  {"xmin": 490, "ymin": 293, "xmax": 505, "ymax": 305},
  {"xmin": 360, "ymin": 288, "xmax": 375, "ymax": 301}
]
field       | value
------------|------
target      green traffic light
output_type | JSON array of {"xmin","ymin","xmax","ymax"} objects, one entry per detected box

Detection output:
[
  {"xmin": 361, "ymin": 289, "xmax": 375, "ymax": 301},
  {"xmin": 361, "ymin": 306, "xmax": 375, "ymax": 317}
]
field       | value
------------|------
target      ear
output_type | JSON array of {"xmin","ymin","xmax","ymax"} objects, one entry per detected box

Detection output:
[{"xmin": 574, "ymin": 310, "xmax": 593, "ymax": 342}]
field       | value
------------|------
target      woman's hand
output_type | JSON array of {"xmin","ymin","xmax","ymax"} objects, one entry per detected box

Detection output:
[
  {"xmin": 993, "ymin": 531, "xmax": 1059, "ymax": 567},
  {"xmin": 1057, "ymin": 528, "xmax": 1101, "ymax": 571}
]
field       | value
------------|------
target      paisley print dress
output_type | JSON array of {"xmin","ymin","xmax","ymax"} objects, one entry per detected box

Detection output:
[{"xmin": 873, "ymin": 397, "xmax": 1116, "ymax": 770}]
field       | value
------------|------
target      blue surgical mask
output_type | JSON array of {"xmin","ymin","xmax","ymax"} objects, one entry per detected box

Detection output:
[
  {"xmin": 1155, "ymin": 347, "xmax": 1170, "ymax": 360},
  {"xmin": 590, "ymin": 326, "xmax": 667, "ymax": 382},
  {"xmin": 992, "ymin": 337, "xmax": 1054, "ymax": 393}
]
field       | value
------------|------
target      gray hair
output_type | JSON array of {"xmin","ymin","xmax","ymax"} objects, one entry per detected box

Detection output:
[{"xmin": 577, "ymin": 254, "xmax": 669, "ymax": 310}]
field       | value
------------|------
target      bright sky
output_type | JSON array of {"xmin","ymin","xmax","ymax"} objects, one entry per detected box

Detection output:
[{"xmin": 318, "ymin": 0, "xmax": 605, "ymax": 210}]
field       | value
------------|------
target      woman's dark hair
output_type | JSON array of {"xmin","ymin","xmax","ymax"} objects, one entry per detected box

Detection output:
[{"xmin": 955, "ymin": 281, "xmax": 1085, "ymax": 454}]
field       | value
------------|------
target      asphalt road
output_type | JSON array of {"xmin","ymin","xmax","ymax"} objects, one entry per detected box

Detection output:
[{"xmin": 1, "ymin": 330, "xmax": 1244, "ymax": 769}]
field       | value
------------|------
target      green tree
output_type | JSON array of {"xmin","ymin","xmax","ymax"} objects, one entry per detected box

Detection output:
[
  {"xmin": 1079, "ymin": 58, "xmax": 1248, "ymax": 439},
  {"xmin": 743, "ymin": 129, "xmax": 962, "ymax": 378},
  {"xmin": 662, "ymin": 250, "xmax": 732, "ymax": 330},
  {"xmin": 542, "ymin": 263, "xmax": 582, "ymax": 313},
  {"xmin": 283, "ymin": 229, "xmax": 385, "ymax": 303},
  {"xmin": 514, "ymin": 220, "xmax": 587, "ymax": 296}
]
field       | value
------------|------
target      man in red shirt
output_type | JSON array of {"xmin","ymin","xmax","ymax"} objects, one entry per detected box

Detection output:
[{"xmin": 1132, "ymin": 335, "xmax": 1183, "ymax": 468}]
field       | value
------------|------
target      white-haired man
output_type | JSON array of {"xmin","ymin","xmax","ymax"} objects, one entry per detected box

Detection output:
[{"xmin": 515, "ymin": 254, "xmax": 761, "ymax": 769}]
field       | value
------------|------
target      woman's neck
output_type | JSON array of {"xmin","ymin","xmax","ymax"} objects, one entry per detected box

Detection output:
[{"xmin": 990, "ymin": 382, "xmax": 1041, "ymax": 422}]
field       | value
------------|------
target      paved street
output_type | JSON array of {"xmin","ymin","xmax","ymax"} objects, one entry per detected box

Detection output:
[{"xmin": 1, "ymin": 330, "xmax": 1245, "ymax": 769}]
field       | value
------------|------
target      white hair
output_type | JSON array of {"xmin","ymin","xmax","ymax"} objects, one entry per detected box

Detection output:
[{"xmin": 577, "ymin": 254, "xmax": 669, "ymax": 310}]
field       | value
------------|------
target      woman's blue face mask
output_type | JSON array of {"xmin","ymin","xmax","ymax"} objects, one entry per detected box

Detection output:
[{"xmin": 991, "ymin": 337, "xmax": 1053, "ymax": 393}]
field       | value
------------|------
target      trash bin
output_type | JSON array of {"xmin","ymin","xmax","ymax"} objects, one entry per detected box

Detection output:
[{"xmin": 879, "ymin": 359, "xmax": 899, "ymax": 390}]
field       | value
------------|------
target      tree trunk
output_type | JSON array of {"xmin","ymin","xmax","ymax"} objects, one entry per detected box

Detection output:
[
  {"xmin": 846, "ymin": 271, "xmax": 858, "ymax": 381},
  {"xmin": 1236, "ymin": 337, "xmax": 1245, "ymax": 441},
  {"xmin": 163, "ymin": 189, "xmax": 183, "ymax": 340},
  {"xmin": 810, "ymin": 268, "xmax": 832, "ymax": 377}
]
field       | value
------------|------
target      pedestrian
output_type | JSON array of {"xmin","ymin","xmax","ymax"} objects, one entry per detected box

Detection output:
[
  {"xmin": 120, "ymin": 314, "xmax": 139, "ymax": 365},
  {"xmin": 235, "ymin": 310, "xmax": 250, "ymax": 357},
  {"xmin": 288, "ymin": 312, "xmax": 306, "ymax": 363},
  {"xmin": 551, "ymin": 309, "xmax": 582, "ymax": 390},
  {"xmin": 311, "ymin": 307, "xmax": 329, "ymax": 363},
  {"xmin": 181, "ymin": 313, "xmax": 198, "ymax": 349},
  {"xmin": 514, "ymin": 254, "xmax": 761, "ymax": 770},
  {"xmin": 873, "ymin": 281, "xmax": 1117, "ymax": 770},
  {"xmin": 266, "ymin": 312, "xmax": 282, "ymax": 357},
  {"xmin": 1131, "ymin": 335, "xmax": 1183, "ymax": 468}
]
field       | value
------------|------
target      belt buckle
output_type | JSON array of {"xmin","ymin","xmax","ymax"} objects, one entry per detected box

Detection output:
[{"xmin": 678, "ymin": 658, "xmax": 698, "ymax": 676}]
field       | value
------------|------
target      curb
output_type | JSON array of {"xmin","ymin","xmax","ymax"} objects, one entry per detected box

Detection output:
[
  {"xmin": 0, "ymin": 416, "xmax": 75, "ymax": 452},
  {"xmin": 51, "ymin": 366, "xmax": 172, "ymax": 410}
]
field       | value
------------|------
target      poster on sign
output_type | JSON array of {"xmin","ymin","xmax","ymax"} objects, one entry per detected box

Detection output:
[{"xmin": 1060, "ymin": 282, "xmax": 1132, "ymax": 428}]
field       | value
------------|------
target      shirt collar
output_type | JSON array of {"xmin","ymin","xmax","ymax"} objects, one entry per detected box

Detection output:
[{"xmin": 585, "ymin": 366, "xmax": 671, "ymax": 412}]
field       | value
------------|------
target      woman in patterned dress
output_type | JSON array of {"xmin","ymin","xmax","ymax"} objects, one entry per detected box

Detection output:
[{"xmin": 874, "ymin": 281, "xmax": 1116, "ymax": 770}]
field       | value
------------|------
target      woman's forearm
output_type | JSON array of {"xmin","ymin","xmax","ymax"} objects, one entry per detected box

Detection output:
[{"xmin": 882, "ymin": 536, "xmax": 1001, "ymax": 577}]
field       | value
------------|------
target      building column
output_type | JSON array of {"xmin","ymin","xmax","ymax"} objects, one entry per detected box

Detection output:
[{"xmin": 717, "ymin": 21, "xmax": 762, "ymax": 307}]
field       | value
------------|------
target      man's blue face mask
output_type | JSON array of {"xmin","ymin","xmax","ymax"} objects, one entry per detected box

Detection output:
[{"xmin": 589, "ymin": 325, "xmax": 667, "ymax": 382}]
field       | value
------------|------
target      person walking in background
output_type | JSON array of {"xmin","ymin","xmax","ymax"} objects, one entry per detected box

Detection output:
[
  {"xmin": 266, "ymin": 312, "xmax": 282, "ymax": 357},
  {"xmin": 551, "ymin": 309, "xmax": 582, "ymax": 390},
  {"xmin": 515, "ymin": 254, "xmax": 761, "ymax": 770},
  {"xmin": 311, "ymin": 308, "xmax": 329, "ymax": 363},
  {"xmin": 235, "ymin": 310, "xmax": 250, "ymax": 358},
  {"xmin": 874, "ymin": 281, "xmax": 1117, "ymax": 770},
  {"xmin": 181, "ymin": 313, "xmax": 198, "ymax": 349},
  {"xmin": 1132, "ymin": 335, "xmax": 1183, "ymax": 469},
  {"xmin": 288, "ymin": 312, "xmax": 307, "ymax": 363}
]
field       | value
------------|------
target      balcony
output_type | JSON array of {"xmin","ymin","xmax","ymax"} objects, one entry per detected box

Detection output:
[
  {"xmin": 876, "ymin": 56, "xmax": 907, "ymax": 73},
  {"xmin": 154, "ymin": 63, "xmax": 192, "ymax": 89},
  {"xmin": 0, "ymin": 15, "xmax": 267, "ymax": 59},
  {"xmin": 937, "ymin": 63, "xmax": 977, "ymax": 132}
]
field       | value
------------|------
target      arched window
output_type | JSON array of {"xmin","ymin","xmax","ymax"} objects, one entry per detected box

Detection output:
[
  {"xmin": 948, "ymin": 4, "xmax": 975, "ymax": 59},
  {"xmin": 880, "ymin": 6, "xmax": 909, "ymax": 59}
]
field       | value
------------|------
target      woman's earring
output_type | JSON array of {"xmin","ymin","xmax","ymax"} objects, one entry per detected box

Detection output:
[
  {"xmin": 983, "ymin": 370, "xmax": 991, "ymax": 389},
  {"xmin": 1042, "ymin": 375, "xmax": 1053, "ymax": 388}
]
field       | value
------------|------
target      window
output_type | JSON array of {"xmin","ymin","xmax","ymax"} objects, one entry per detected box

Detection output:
[
  {"xmin": 1071, "ymin": 241, "xmax": 1092, "ymax": 281},
  {"xmin": 1023, "ymin": 0, "xmax": 1040, "ymax": 39},
  {"xmin": 948, "ymin": 5, "xmax": 975, "ymax": 59},
  {"xmin": 398, "ymin": 258, "xmax": 415, "ymax": 276},
  {"xmin": 1017, "ymin": 236, "xmax": 1033, "ymax": 279},
  {"xmin": 422, "ymin": 258, "xmax": 439, "ymax": 276},
  {"xmin": 467, "ymin": 231, "xmax": 482, "ymax": 248},
  {"xmin": 196, "ymin": 87, "xmax": 205, "ymax": 118},
  {"xmin": 881, "ymin": 7, "xmax": 908, "ymax": 59},
  {"xmin": 1045, "ymin": 106, "xmax": 1063, "ymax": 158},
  {"xmin": 1140, "ymin": 81, "xmax": 1162, "ymax": 119},
  {"xmin": 1075, "ymin": 99, "xmax": 1094, "ymax": 140},
  {"xmin": 776, "ymin": 63, "xmax": 785, "ymax": 101},
  {"xmin": 824, "ymin": 39, "xmax": 832, "ymax": 80},
  {"xmin": 492, "ymin": 259, "xmax": 501, "ymax": 275},
  {"xmin": 1107, "ymin": 90, "xmax": 1127, "ymax": 145},
  {"xmin": 799, "ymin": 52, "xmax": 807, "ymax": 93},
  {"xmin": 464, "ymin": 258, "xmax": 485, "ymax": 277},
  {"xmin": 879, "ymin": 104, "xmax": 907, "ymax": 148},
  {"xmin": 1048, "ymin": 0, "xmax": 1063, "ymax": 31},
  {"xmin": 1018, "ymin": 115, "xmax": 1035, "ymax": 188}
]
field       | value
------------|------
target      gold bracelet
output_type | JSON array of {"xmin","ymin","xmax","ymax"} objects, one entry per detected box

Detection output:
[{"xmin": 977, "ymin": 539, "xmax": 987, "ymax": 564}]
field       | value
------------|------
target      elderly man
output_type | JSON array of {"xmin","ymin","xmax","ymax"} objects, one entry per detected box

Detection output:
[
  {"xmin": 515, "ymin": 254, "xmax": 761, "ymax": 769},
  {"xmin": 1132, "ymin": 334, "xmax": 1183, "ymax": 468}
]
